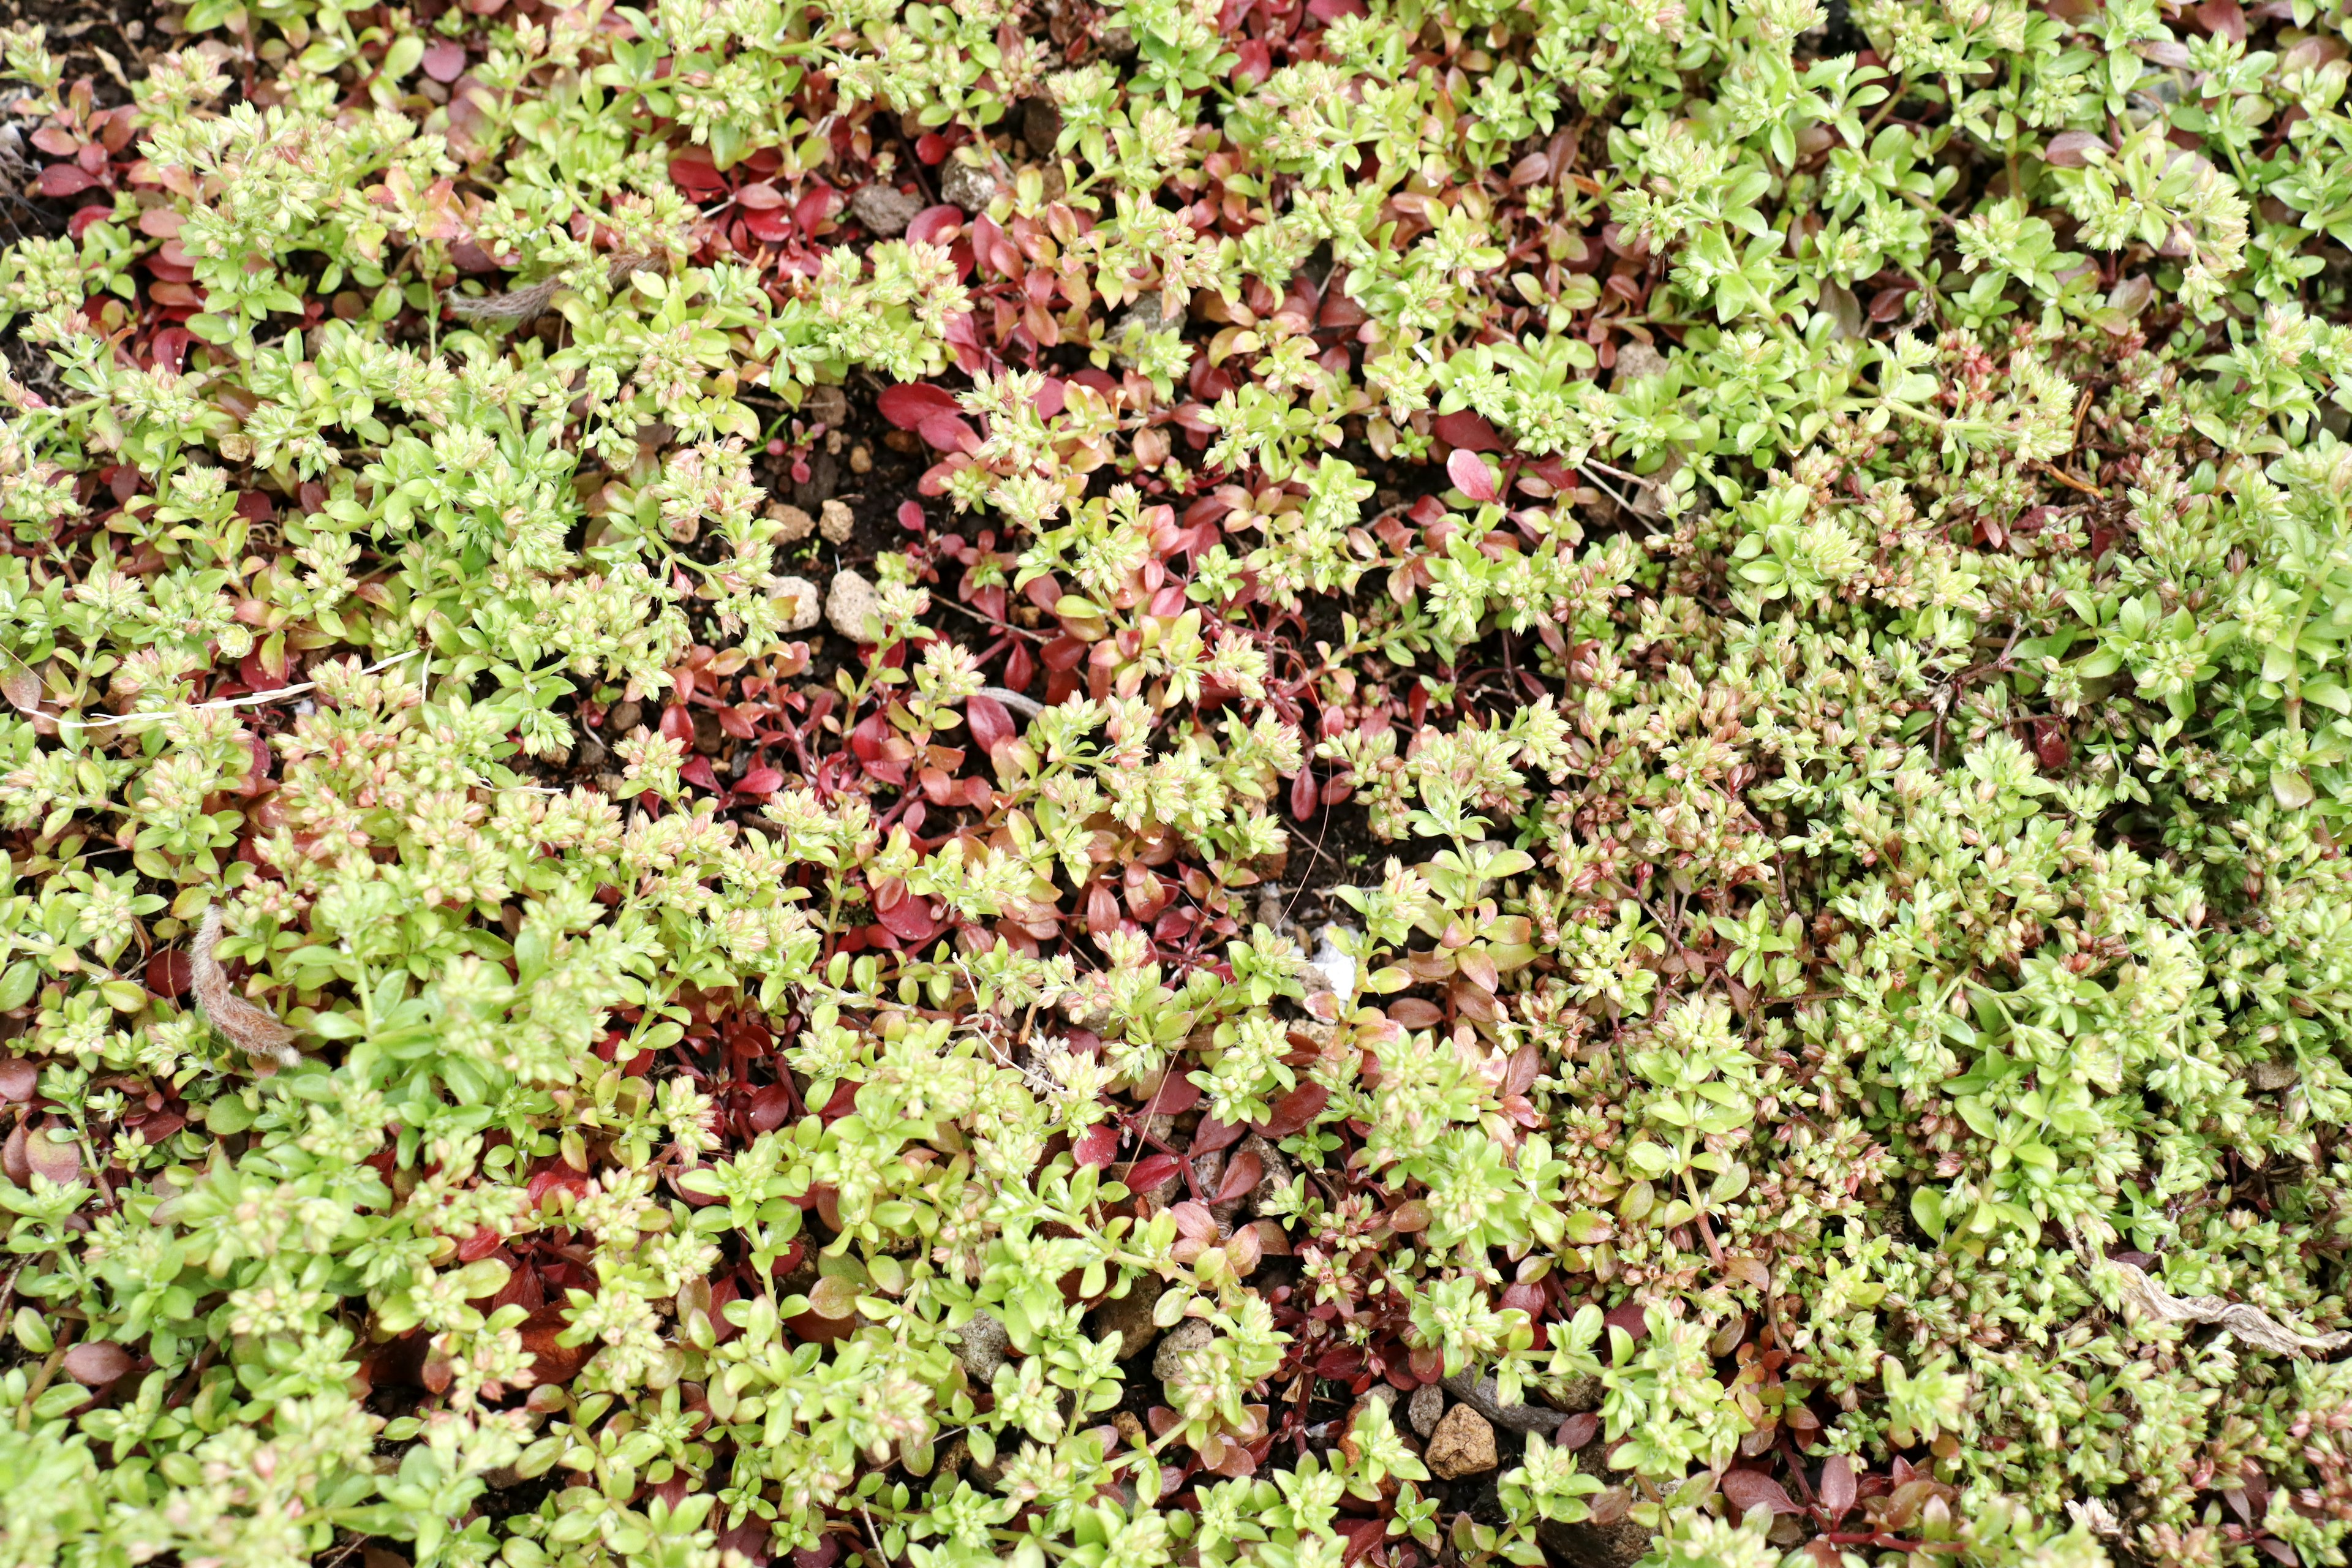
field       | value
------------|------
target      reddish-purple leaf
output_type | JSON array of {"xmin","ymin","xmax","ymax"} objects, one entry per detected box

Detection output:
[
  {"xmin": 1433, "ymin": 409, "xmax": 1507, "ymax": 452},
  {"xmin": 1555, "ymin": 1412, "xmax": 1600, "ymax": 1450},
  {"xmin": 1818, "ymin": 1455, "xmax": 1856, "ymax": 1520},
  {"xmin": 0, "ymin": 1060, "xmax": 37, "ymax": 1103},
  {"xmin": 1253, "ymin": 1082, "xmax": 1328, "ymax": 1139},
  {"xmin": 421, "ymin": 40, "xmax": 468, "ymax": 81},
  {"xmin": 2044, "ymin": 131, "xmax": 2108, "ymax": 168},
  {"xmin": 1722, "ymin": 1471, "xmax": 1798, "ymax": 1517},
  {"xmin": 878, "ymin": 382, "xmax": 961, "ymax": 430},
  {"xmin": 1290, "ymin": 764, "xmax": 1319, "ymax": 820},
  {"xmin": 1145, "ymin": 1072, "xmax": 1202, "ymax": 1116},
  {"xmin": 916, "ymin": 412, "xmax": 979, "ymax": 453},
  {"xmin": 1189, "ymin": 1115, "xmax": 1245, "ymax": 1156},
  {"xmin": 1215, "ymin": 1148, "xmax": 1263, "ymax": 1205},
  {"xmin": 34, "ymin": 164, "xmax": 98, "ymax": 197},
  {"xmin": 906, "ymin": 205, "xmax": 964, "ymax": 246},
  {"xmin": 1447, "ymin": 448, "xmax": 1498, "ymax": 502},
  {"xmin": 62, "ymin": 1341, "xmax": 133, "ymax": 1385},
  {"xmin": 967, "ymin": 693, "xmax": 1014, "ymax": 753},
  {"xmin": 1074, "ymin": 1123, "xmax": 1120, "ymax": 1168},
  {"xmin": 1, "ymin": 661, "xmax": 38, "ymax": 713},
  {"xmin": 1125, "ymin": 1153, "xmax": 1181, "ymax": 1193}
]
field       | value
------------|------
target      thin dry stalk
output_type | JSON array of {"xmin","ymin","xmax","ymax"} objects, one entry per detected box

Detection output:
[{"xmin": 190, "ymin": 907, "xmax": 301, "ymax": 1069}]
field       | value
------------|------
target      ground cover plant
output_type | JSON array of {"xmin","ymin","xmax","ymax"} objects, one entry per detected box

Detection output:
[{"xmin": 13, "ymin": 0, "xmax": 2352, "ymax": 1564}]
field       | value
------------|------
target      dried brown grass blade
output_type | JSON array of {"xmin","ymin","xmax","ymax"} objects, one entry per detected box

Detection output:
[
  {"xmin": 2112, "ymin": 1259, "xmax": 2349, "ymax": 1357},
  {"xmin": 190, "ymin": 907, "xmax": 301, "ymax": 1069},
  {"xmin": 445, "ymin": 252, "xmax": 662, "ymax": 323}
]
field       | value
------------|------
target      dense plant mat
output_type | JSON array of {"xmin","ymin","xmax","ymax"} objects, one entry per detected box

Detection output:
[{"xmin": 10, "ymin": 0, "xmax": 2352, "ymax": 1564}]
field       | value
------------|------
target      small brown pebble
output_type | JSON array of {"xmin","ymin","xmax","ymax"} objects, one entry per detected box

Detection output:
[
  {"xmin": 849, "ymin": 183, "xmax": 921, "ymax": 236},
  {"xmin": 941, "ymin": 158, "xmax": 998, "ymax": 213},
  {"xmin": 883, "ymin": 429, "xmax": 919, "ymax": 454},
  {"xmin": 1153, "ymin": 1317, "xmax": 1214, "ymax": 1382},
  {"xmin": 1020, "ymin": 98, "xmax": 1062, "ymax": 157},
  {"xmin": 820, "ymin": 499, "xmax": 856, "ymax": 543},
  {"xmin": 604, "ymin": 700, "xmax": 642, "ymax": 733},
  {"xmin": 849, "ymin": 443, "xmax": 872, "ymax": 475},
  {"xmin": 1112, "ymin": 1411, "xmax": 1145, "ymax": 1447},
  {"xmin": 804, "ymin": 383, "xmax": 848, "ymax": 428},
  {"xmin": 767, "ymin": 502, "xmax": 816, "ymax": 542},
  {"xmin": 1088, "ymin": 1275, "xmax": 1166, "ymax": 1361},
  {"xmin": 1425, "ymin": 1404, "xmax": 1497, "ymax": 1479}
]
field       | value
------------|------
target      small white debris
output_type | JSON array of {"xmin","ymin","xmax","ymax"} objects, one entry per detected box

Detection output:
[{"xmin": 1302, "ymin": 925, "xmax": 1360, "ymax": 1003}]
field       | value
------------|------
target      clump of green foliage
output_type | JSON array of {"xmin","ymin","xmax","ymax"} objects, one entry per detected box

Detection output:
[{"xmin": 6, "ymin": 1, "xmax": 2352, "ymax": 1566}]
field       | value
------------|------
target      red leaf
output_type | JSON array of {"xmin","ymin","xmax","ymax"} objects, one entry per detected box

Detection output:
[
  {"xmin": 1074, "ymin": 1124, "xmax": 1120, "ymax": 1168},
  {"xmin": 1253, "ymin": 1082, "xmax": 1327, "ymax": 1138},
  {"xmin": 1290, "ymin": 765, "xmax": 1319, "ymax": 820},
  {"xmin": 2044, "ymin": 130, "xmax": 2108, "ymax": 168},
  {"xmin": 526, "ymin": 1159, "xmax": 590, "ymax": 1207},
  {"xmin": 906, "ymin": 205, "xmax": 963, "ymax": 245},
  {"xmin": 747, "ymin": 1082, "xmax": 794, "ymax": 1132},
  {"xmin": 794, "ymin": 186, "xmax": 839, "ymax": 237},
  {"xmin": 1, "ymin": 660, "xmax": 37, "ymax": 714},
  {"xmin": 680, "ymin": 756, "xmax": 720, "ymax": 793},
  {"xmin": 848, "ymin": 711, "xmax": 892, "ymax": 763},
  {"xmin": 35, "ymin": 164, "xmax": 99, "ymax": 197},
  {"xmin": 667, "ymin": 151, "xmax": 726, "ymax": 195},
  {"xmin": 879, "ymin": 382, "xmax": 962, "ymax": 430},
  {"xmin": 64, "ymin": 1342, "xmax": 133, "ymax": 1385},
  {"xmin": 1190, "ymin": 1115, "xmax": 1245, "ymax": 1156},
  {"xmin": 1033, "ymin": 377, "xmax": 1066, "ymax": 418},
  {"xmin": 2198, "ymin": 0, "xmax": 2247, "ymax": 40},
  {"xmin": 877, "ymin": 895, "xmax": 942, "ymax": 944},
  {"xmin": 421, "ymin": 40, "xmax": 468, "ymax": 81},
  {"xmin": 519, "ymin": 1306, "xmax": 592, "ymax": 1386},
  {"xmin": 0, "ymin": 1060, "xmax": 37, "ymax": 1103},
  {"xmin": 1314, "ymin": 1345, "xmax": 1365, "ymax": 1378},
  {"xmin": 1433, "ymin": 409, "xmax": 1507, "ymax": 452},
  {"xmin": 1818, "ymin": 1455, "xmax": 1856, "ymax": 1520},
  {"xmin": 1215, "ymin": 1148, "xmax": 1263, "ymax": 1204},
  {"xmin": 1169, "ymin": 1200, "xmax": 1218, "ymax": 1242},
  {"xmin": 1447, "ymin": 447, "xmax": 1498, "ymax": 502},
  {"xmin": 144, "ymin": 952, "xmax": 190, "ymax": 1000},
  {"xmin": 1146, "ymin": 1072, "xmax": 1202, "ymax": 1116},
  {"xmin": 967, "ymin": 693, "xmax": 1014, "ymax": 752},
  {"xmin": 1125, "ymin": 1153, "xmax": 1181, "ymax": 1192},
  {"xmin": 1556, "ymin": 1412, "xmax": 1600, "ymax": 1450},
  {"xmin": 1721, "ymin": 1471, "xmax": 1798, "ymax": 1517},
  {"xmin": 914, "ymin": 132, "xmax": 948, "ymax": 165},
  {"xmin": 917, "ymin": 412, "xmax": 980, "ymax": 452},
  {"xmin": 736, "ymin": 766, "xmax": 783, "ymax": 796},
  {"xmin": 1234, "ymin": 39, "xmax": 1272, "ymax": 89}
]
